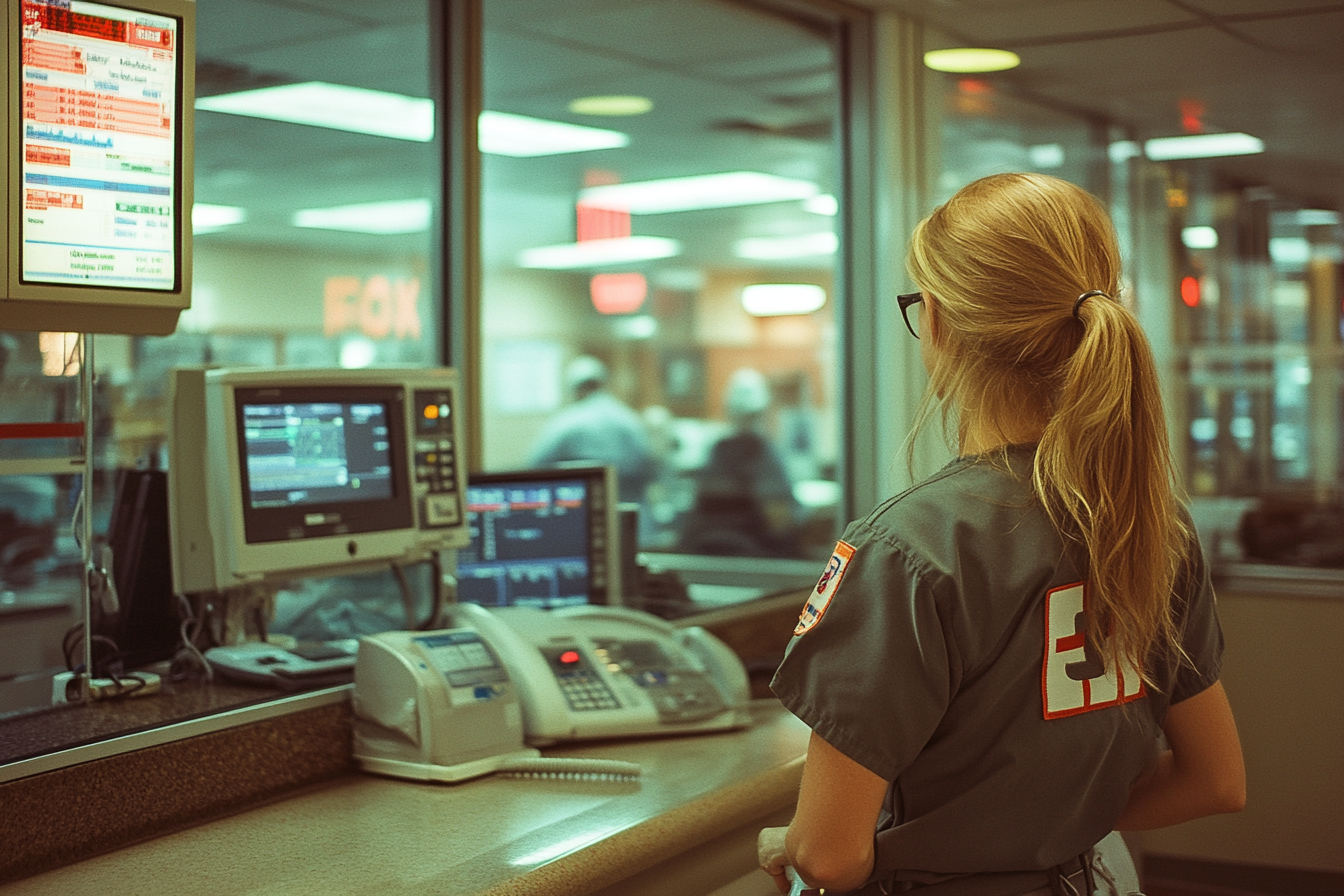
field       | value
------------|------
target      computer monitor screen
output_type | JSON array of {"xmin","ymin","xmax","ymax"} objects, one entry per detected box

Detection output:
[
  {"xmin": 233, "ymin": 387, "xmax": 413, "ymax": 545},
  {"xmin": 18, "ymin": 0, "xmax": 183, "ymax": 291},
  {"xmin": 457, "ymin": 467, "xmax": 618, "ymax": 609}
]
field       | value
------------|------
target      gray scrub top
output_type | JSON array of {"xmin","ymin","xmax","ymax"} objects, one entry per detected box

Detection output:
[{"xmin": 771, "ymin": 445, "xmax": 1223, "ymax": 892}]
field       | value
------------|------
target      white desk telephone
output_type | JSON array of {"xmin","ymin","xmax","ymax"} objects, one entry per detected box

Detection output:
[{"xmin": 351, "ymin": 603, "xmax": 751, "ymax": 783}]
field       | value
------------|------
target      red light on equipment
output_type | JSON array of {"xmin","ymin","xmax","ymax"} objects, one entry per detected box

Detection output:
[
  {"xmin": 1180, "ymin": 276, "xmax": 1201, "ymax": 308},
  {"xmin": 559, "ymin": 650, "xmax": 581, "ymax": 665}
]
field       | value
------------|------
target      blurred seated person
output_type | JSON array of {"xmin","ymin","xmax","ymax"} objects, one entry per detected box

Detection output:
[
  {"xmin": 679, "ymin": 368, "xmax": 801, "ymax": 557},
  {"xmin": 529, "ymin": 355, "xmax": 658, "ymax": 507}
]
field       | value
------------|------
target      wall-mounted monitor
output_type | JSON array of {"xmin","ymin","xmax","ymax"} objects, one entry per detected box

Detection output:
[
  {"xmin": 457, "ymin": 466, "xmax": 620, "ymax": 610},
  {"xmin": 3, "ymin": 0, "xmax": 194, "ymax": 335},
  {"xmin": 167, "ymin": 366, "xmax": 469, "ymax": 596}
]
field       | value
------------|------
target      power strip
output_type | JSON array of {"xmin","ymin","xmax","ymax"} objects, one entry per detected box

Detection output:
[{"xmin": 52, "ymin": 671, "xmax": 163, "ymax": 705}]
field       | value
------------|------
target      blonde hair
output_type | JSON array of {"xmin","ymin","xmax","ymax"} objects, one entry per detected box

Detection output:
[{"xmin": 906, "ymin": 172, "xmax": 1190, "ymax": 679}]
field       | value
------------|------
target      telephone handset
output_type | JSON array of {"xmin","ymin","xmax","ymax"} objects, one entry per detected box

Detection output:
[{"xmin": 351, "ymin": 604, "xmax": 750, "ymax": 782}]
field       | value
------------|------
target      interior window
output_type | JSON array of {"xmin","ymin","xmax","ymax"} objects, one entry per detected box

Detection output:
[{"xmin": 478, "ymin": 0, "xmax": 844, "ymax": 578}]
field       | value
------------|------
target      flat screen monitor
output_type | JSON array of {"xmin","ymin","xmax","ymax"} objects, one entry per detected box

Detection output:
[
  {"xmin": 168, "ymin": 366, "xmax": 469, "ymax": 596},
  {"xmin": 457, "ymin": 466, "xmax": 619, "ymax": 609},
  {"xmin": 3, "ymin": 0, "xmax": 194, "ymax": 335}
]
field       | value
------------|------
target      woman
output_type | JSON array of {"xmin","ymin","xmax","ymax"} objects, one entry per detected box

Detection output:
[{"xmin": 759, "ymin": 173, "xmax": 1245, "ymax": 896}]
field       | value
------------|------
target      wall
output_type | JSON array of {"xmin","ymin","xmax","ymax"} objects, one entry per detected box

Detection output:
[{"xmin": 1135, "ymin": 586, "xmax": 1344, "ymax": 873}]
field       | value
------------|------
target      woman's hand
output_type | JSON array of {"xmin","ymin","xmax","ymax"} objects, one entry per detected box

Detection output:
[{"xmin": 758, "ymin": 825, "xmax": 791, "ymax": 894}]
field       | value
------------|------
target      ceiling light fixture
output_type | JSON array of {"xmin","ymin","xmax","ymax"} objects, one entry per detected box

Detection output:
[
  {"xmin": 197, "ymin": 83, "xmax": 629, "ymax": 156},
  {"xmin": 196, "ymin": 82, "xmax": 434, "ymax": 141},
  {"xmin": 568, "ymin": 95, "xmax": 653, "ymax": 116},
  {"xmin": 518, "ymin": 236, "xmax": 680, "ymax": 269},
  {"xmin": 923, "ymin": 48, "xmax": 1020, "ymax": 73},
  {"xmin": 192, "ymin": 203, "xmax": 246, "ymax": 233},
  {"xmin": 734, "ymin": 232, "xmax": 837, "ymax": 261},
  {"xmin": 1181, "ymin": 226, "xmax": 1219, "ymax": 250},
  {"xmin": 478, "ymin": 111, "xmax": 629, "ymax": 157},
  {"xmin": 1144, "ymin": 132, "xmax": 1264, "ymax": 160},
  {"xmin": 803, "ymin": 194, "xmax": 838, "ymax": 216},
  {"xmin": 293, "ymin": 198, "xmax": 432, "ymax": 234},
  {"xmin": 580, "ymin": 171, "xmax": 819, "ymax": 215},
  {"xmin": 741, "ymin": 283, "xmax": 827, "ymax": 316}
]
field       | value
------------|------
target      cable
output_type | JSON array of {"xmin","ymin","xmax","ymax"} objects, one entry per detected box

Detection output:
[{"xmin": 494, "ymin": 757, "xmax": 642, "ymax": 781}]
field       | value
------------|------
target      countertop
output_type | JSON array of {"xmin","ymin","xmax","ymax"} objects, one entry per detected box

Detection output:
[{"xmin": 6, "ymin": 699, "xmax": 810, "ymax": 896}]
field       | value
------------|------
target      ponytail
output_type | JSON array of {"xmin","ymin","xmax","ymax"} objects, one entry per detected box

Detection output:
[{"xmin": 1035, "ymin": 295, "xmax": 1192, "ymax": 678}]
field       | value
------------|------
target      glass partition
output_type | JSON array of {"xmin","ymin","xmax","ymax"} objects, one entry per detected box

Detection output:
[
  {"xmin": 478, "ymin": 0, "xmax": 845, "ymax": 581},
  {"xmin": 0, "ymin": 0, "xmax": 442, "ymax": 721}
]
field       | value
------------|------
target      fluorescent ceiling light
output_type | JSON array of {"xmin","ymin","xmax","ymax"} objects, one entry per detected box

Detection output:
[
  {"xmin": 197, "ymin": 82, "xmax": 434, "ymax": 141},
  {"xmin": 612, "ymin": 315, "xmax": 658, "ymax": 339},
  {"xmin": 568, "ymin": 95, "xmax": 653, "ymax": 116},
  {"xmin": 1269, "ymin": 237, "xmax": 1310, "ymax": 265},
  {"xmin": 1144, "ymin": 132, "xmax": 1264, "ymax": 160},
  {"xmin": 741, "ymin": 283, "xmax": 827, "ymax": 316},
  {"xmin": 1108, "ymin": 141, "xmax": 1142, "ymax": 163},
  {"xmin": 197, "ymin": 83, "xmax": 627, "ymax": 157},
  {"xmin": 517, "ymin": 236, "xmax": 680, "ymax": 269},
  {"xmin": 1295, "ymin": 209, "xmax": 1339, "ymax": 226},
  {"xmin": 478, "ymin": 111, "xmax": 629, "ymax": 157},
  {"xmin": 1181, "ymin": 226, "xmax": 1219, "ymax": 249},
  {"xmin": 192, "ymin": 203, "xmax": 246, "ymax": 233},
  {"xmin": 293, "ymin": 198, "xmax": 432, "ymax": 234},
  {"xmin": 924, "ymin": 48, "xmax": 1020, "ymax": 73},
  {"xmin": 735, "ymin": 231, "xmax": 837, "ymax": 260},
  {"xmin": 803, "ymin": 194, "xmax": 838, "ymax": 216},
  {"xmin": 1028, "ymin": 143, "xmax": 1065, "ymax": 168},
  {"xmin": 580, "ymin": 172, "xmax": 818, "ymax": 215}
]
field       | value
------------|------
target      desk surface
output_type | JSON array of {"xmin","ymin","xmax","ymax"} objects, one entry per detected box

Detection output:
[{"xmin": 8, "ymin": 700, "xmax": 809, "ymax": 896}]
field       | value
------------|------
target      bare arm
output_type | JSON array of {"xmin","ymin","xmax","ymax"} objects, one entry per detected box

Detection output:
[
  {"xmin": 1114, "ymin": 680, "xmax": 1246, "ymax": 830},
  {"xmin": 759, "ymin": 730, "xmax": 888, "ymax": 892}
]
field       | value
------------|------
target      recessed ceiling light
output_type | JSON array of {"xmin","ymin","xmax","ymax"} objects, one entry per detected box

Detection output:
[
  {"xmin": 1181, "ymin": 225, "xmax": 1219, "ymax": 249},
  {"xmin": 734, "ymin": 232, "xmax": 837, "ymax": 260},
  {"xmin": 1144, "ymin": 132, "xmax": 1264, "ymax": 160},
  {"xmin": 741, "ymin": 283, "xmax": 827, "ymax": 316},
  {"xmin": 924, "ymin": 48, "xmax": 1020, "ymax": 73},
  {"xmin": 293, "ymin": 198, "xmax": 432, "ymax": 234},
  {"xmin": 197, "ymin": 82, "xmax": 434, "ymax": 141},
  {"xmin": 478, "ymin": 111, "xmax": 629, "ymax": 156},
  {"xmin": 517, "ymin": 236, "xmax": 681, "ymax": 269},
  {"xmin": 192, "ymin": 203, "xmax": 246, "ymax": 233},
  {"xmin": 580, "ymin": 172, "xmax": 818, "ymax": 215},
  {"xmin": 568, "ymin": 95, "xmax": 653, "ymax": 116}
]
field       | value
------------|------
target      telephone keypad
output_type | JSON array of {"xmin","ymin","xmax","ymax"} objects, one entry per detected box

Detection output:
[{"xmin": 556, "ymin": 669, "xmax": 621, "ymax": 711}]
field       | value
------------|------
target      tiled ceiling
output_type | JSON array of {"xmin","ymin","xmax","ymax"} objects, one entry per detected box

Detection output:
[{"xmin": 863, "ymin": 0, "xmax": 1344, "ymax": 208}]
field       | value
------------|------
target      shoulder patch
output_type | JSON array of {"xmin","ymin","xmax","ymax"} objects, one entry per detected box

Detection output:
[
  {"xmin": 794, "ymin": 540, "xmax": 855, "ymax": 636},
  {"xmin": 1042, "ymin": 581, "xmax": 1146, "ymax": 719}
]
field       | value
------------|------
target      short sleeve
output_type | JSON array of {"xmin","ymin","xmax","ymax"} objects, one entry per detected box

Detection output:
[
  {"xmin": 1168, "ymin": 538, "xmax": 1225, "ymax": 706},
  {"xmin": 770, "ymin": 522, "xmax": 957, "ymax": 782}
]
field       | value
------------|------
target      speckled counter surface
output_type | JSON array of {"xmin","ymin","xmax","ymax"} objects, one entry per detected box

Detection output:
[{"xmin": 6, "ymin": 700, "xmax": 809, "ymax": 896}]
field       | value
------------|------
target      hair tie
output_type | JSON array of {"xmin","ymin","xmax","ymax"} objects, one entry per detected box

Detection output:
[{"xmin": 1072, "ymin": 290, "xmax": 1109, "ymax": 320}]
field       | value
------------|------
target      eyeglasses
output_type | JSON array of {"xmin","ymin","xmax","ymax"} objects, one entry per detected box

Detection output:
[{"xmin": 897, "ymin": 292, "xmax": 923, "ymax": 339}]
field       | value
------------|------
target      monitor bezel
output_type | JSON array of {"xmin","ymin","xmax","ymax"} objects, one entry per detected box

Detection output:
[{"xmin": 460, "ymin": 464, "xmax": 621, "ymax": 608}]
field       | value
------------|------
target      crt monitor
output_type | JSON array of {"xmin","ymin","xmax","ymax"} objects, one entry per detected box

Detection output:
[
  {"xmin": 456, "ymin": 466, "xmax": 619, "ymax": 609},
  {"xmin": 3, "ymin": 0, "xmax": 195, "ymax": 335},
  {"xmin": 167, "ymin": 366, "xmax": 469, "ymax": 596}
]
